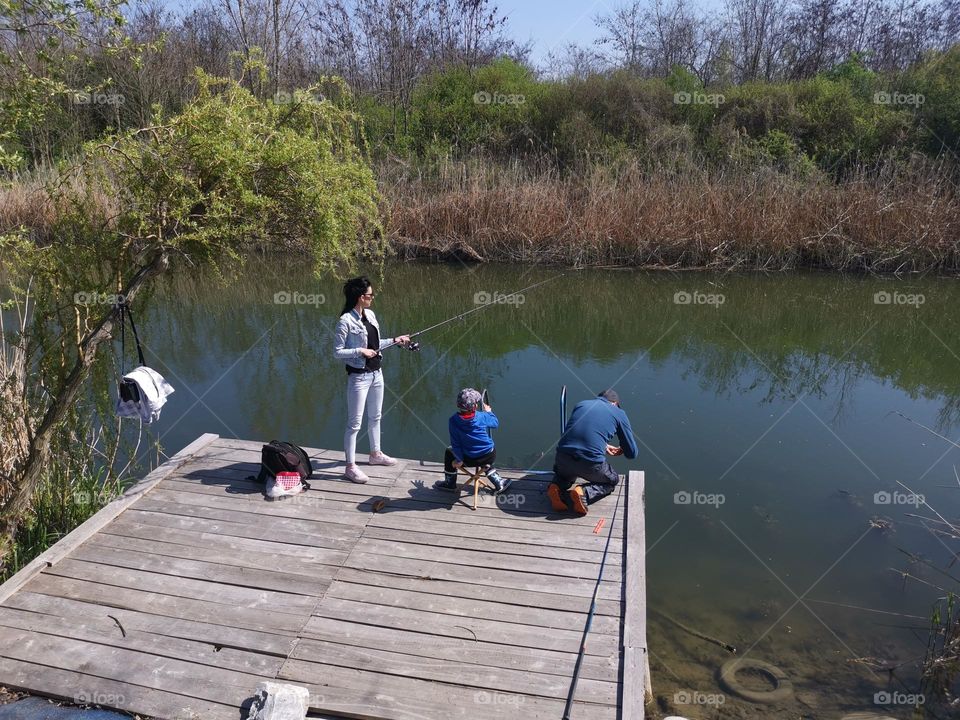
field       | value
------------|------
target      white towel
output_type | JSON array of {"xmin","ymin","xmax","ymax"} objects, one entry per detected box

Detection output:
[{"xmin": 116, "ymin": 366, "xmax": 175, "ymax": 424}]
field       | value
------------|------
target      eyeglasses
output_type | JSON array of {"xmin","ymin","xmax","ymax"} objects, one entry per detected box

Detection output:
[{"xmin": 361, "ymin": 293, "xmax": 375, "ymax": 299}]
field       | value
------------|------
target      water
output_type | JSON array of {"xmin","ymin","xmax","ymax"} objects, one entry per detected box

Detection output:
[{"xmin": 134, "ymin": 261, "xmax": 959, "ymax": 717}]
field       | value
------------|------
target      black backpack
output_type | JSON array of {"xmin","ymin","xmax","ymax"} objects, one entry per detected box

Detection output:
[{"xmin": 249, "ymin": 440, "xmax": 313, "ymax": 489}]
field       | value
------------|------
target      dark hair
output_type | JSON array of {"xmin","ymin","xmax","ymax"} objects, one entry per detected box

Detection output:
[
  {"xmin": 599, "ymin": 389, "xmax": 620, "ymax": 405},
  {"xmin": 341, "ymin": 276, "xmax": 371, "ymax": 315}
]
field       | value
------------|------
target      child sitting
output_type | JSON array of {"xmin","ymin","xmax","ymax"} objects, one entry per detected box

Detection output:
[{"xmin": 434, "ymin": 388, "xmax": 509, "ymax": 493}]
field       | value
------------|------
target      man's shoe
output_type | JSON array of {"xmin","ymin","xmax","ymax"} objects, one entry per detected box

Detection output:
[
  {"xmin": 434, "ymin": 472, "xmax": 458, "ymax": 491},
  {"xmin": 486, "ymin": 470, "xmax": 511, "ymax": 494},
  {"xmin": 368, "ymin": 451, "xmax": 398, "ymax": 466},
  {"xmin": 568, "ymin": 486, "xmax": 588, "ymax": 516},
  {"xmin": 546, "ymin": 483, "xmax": 569, "ymax": 512},
  {"xmin": 344, "ymin": 464, "xmax": 369, "ymax": 484}
]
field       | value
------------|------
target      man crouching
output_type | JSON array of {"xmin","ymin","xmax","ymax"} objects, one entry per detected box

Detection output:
[{"xmin": 548, "ymin": 389, "xmax": 638, "ymax": 516}]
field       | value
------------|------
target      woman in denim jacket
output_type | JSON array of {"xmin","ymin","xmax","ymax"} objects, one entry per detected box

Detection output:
[{"xmin": 333, "ymin": 276, "xmax": 410, "ymax": 483}]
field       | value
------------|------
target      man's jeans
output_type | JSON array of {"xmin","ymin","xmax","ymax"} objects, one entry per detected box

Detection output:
[{"xmin": 552, "ymin": 450, "xmax": 620, "ymax": 504}]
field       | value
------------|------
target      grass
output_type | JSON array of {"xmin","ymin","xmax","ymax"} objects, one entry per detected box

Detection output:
[
  {"xmin": 1, "ymin": 465, "xmax": 126, "ymax": 582},
  {"xmin": 3, "ymin": 155, "xmax": 959, "ymax": 272},
  {"xmin": 384, "ymin": 156, "xmax": 960, "ymax": 272}
]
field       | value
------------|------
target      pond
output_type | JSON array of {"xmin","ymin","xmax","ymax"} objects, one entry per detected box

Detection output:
[{"xmin": 136, "ymin": 260, "xmax": 959, "ymax": 718}]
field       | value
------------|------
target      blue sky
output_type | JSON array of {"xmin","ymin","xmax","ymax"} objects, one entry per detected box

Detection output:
[{"xmin": 498, "ymin": 0, "xmax": 608, "ymax": 64}]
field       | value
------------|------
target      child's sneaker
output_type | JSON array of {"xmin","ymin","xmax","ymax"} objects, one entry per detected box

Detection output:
[
  {"xmin": 568, "ymin": 486, "xmax": 588, "ymax": 516},
  {"xmin": 486, "ymin": 469, "xmax": 511, "ymax": 494},
  {"xmin": 434, "ymin": 472, "xmax": 458, "ymax": 491},
  {"xmin": 546, "ymin": 482, "xmax": 569, "ymax": 512}
]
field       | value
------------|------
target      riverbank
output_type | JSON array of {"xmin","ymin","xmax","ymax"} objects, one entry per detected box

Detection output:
[
  {"xmin": 385, "ymin": 157, "xmax": 960, "ymax": 272},
  {"xmin": 4, "ymin": 157, "xmax": 959, "ymax": 273}
]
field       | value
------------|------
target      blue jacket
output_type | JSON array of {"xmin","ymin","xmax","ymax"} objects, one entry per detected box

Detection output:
[
  {"xmin": 449, "ymin": 411, "xmax": 498, "ymax": 461},
  {"xmin": 333, "ymin": 309, "xmax": 394, "ymax": 370},
  {"xmin": 558, "ymin": 398, "xmax": 638, "ymax": 464}
]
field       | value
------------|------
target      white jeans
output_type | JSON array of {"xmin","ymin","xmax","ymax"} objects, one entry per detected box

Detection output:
[{"xmin": 344, "ymin": 370, "xmax": 384, "ymax": 464}]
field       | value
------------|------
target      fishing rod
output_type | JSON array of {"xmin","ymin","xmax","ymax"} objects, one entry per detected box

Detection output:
[
  {"xmin": 560, "ymin": 384, "xmax": 567, "ymax": 435},
  {"xmin": 379, "ymin": 274, "xmax": 563, "ymax": 353}
]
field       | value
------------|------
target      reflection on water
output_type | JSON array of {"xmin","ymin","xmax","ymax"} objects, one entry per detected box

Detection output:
[{"xmin": 138, "ymin": 261, "xmax": 959, "ymax": 717}]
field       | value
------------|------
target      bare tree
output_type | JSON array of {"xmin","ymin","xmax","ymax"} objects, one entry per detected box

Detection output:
[
  {"xmin": 782, "ymin": 0, "xmax": 851, "ymax": 78},
  {"xmin": 542, "ymin": 41, "xmax": 607, "ymax": 80},
  {"xmin": 595, "ymin": 1, "xmax": 647, "ymax": 72},
  {"xmin": 722, "ymin": 0, "xmax": 789, "ymax": 81}
]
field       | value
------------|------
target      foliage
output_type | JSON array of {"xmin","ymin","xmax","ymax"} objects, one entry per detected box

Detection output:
[
  {"xmin": 0, "ymin": 65, "xmax": 384, "ymax": 570},
  {"xmin": 74, "ymin": 69, "xmax": 385, "ymax": 275},
  {"xmin": 0, "ymin": 0, "xmax": 134, "ymax": 173},
  {"xmin": 409, "ymin": 57, "xmax": 541, "ymax": 156}
]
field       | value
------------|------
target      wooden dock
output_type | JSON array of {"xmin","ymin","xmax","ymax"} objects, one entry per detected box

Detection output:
[{"xmin": 0, "ymin": 434, "xmax": 649, "ymax": 720}]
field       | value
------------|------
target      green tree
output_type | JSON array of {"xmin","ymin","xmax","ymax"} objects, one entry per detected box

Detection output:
[
  {"xmin": 0, "ymin": 0, "xmax": 133, "ymax": 172},
  {"xmin": 0, "ymin": 68, "xmax": 383, "ymax": 568}
]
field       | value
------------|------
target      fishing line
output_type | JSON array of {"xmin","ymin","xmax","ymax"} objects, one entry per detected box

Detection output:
[{"xmin": 379, "ymin": 274, "xmax": 563, "ymax": 353}]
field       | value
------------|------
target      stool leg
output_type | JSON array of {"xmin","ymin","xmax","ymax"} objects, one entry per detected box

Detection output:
[{"xmin": 473, "ymin": 472, "xmax": 481, "ymax": 511}]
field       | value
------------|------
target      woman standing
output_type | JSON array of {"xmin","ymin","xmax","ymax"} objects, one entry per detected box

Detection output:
[{"xmin": 333, "ymin": 276, "xmax": 410, "ymax": 483}]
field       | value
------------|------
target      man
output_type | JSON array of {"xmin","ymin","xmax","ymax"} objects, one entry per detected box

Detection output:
[{"xmin": 547, "ymin": 389, "xmax": 638, "ymax": 516}]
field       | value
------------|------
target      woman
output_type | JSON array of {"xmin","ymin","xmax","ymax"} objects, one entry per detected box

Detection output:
[{"xmin": 333, "ymin": 276, "xmax": 410, "ymax": 483}]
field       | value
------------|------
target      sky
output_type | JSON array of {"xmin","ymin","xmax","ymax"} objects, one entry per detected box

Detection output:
[{"xmin": 497, "ymin": 0, "xmax": 608, "ymax": 65}]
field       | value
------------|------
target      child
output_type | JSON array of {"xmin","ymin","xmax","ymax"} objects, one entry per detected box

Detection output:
[{"xmin": 435, "ymin": 388, "xmax": 509, "ymax": 493}]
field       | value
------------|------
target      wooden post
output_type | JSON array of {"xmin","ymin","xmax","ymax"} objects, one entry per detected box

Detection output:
[{"xmin": 621, "ymin": 470, "xmax": 649, "ymax": 719}]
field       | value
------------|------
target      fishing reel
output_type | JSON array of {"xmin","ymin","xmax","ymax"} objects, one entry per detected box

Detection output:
[{"xmin": 388, "ymin": 340, "xmax": 420, "ymax": 352}]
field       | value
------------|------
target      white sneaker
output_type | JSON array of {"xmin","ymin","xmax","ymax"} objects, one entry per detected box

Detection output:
[
  {"xmin": 368, "ymin": 451, "xmax": 397, "ymax": 467},
  {"xmin": 344, "ymin": 464, "xmax": 369, "ymax": 484}
]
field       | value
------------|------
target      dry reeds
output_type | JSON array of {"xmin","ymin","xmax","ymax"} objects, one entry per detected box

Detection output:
[
  {"xmin": 385, "ymin": 158, "xmax": 960, "ymax": 273},
  {"xmin": 0, "ymin": 286, "xmax": 33, "ymax": 510},
  {"xmin": 0, "ymin": 165, "xmax": 116, "ymax": 243},
  {"xmin": 4, "ymin": 156, "xmax": 958, "ymax": 272}
]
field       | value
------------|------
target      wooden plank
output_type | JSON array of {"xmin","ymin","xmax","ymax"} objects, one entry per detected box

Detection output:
[
  {"xmin": 305, "ymin": 598, "xmax": 617, "ymax": 659},
  {"xmin": 161, "ymin": 474, "xmax": 622, "ymax": 537},
  {"xmin": 292, "ymin": 619, "xmax": 619, "ymax": 682},
  {"xmin": 103, "ymin": 514, "xmax": 356, "ymax": 555},
  {"xmin": 621, "ymin": 469, "xmax": 648, "ymax": 719},
  {"xmin": 351, "ymin": 537, "xmax": 622, "ymax": 582},
  {"xmin": 0, "ymin": 433, "xmax": 219, "ymax": 605},
  {"xmin": 19, "ymin": 574, "xmax": 306, "ymax": 635},
  {"xmin": 133, "ymin": 493, "xmax": 370, "ymax": 529},
  {"xmin": 0, "ymin": 656, "xmax": 237, "ymax": 720},
  {"xmin": 0, "ymin": 626, "xmax": 263, "ymax": 706},
  {"xmin": 283, "ymin": 639, "xmax": 618, "ymax": 705},
  {"xmin": 280, "ymin": 659, "xmax": 618, "ymax": 720},
  {"xmin": 114, "ymin": 508, "xmax": 360, "ymax": 550},
  {"xmin": 0, "ymin": 606, "xmax": 283, "ymax": 676},
  {"xmin": 43, "ymin": 557, "xmax": 317, "ymax": 615},
  {"xmin": 342, "ymin": 552, "xmax": 623, "ymax": 601},
  {"xmin": 325, "ymin": 580, "xmax": 620, "ymax": 636},
  {"xmin": 190, "ymin": 445, "xmax": 408, "ymax": 481},
  {"xmin": 621, "ymin": 646, "xmax": 648, "ymax": 720},
  {"xmin": 361, "ymin": 521, "xmax": 624, "ymax": 563},
  {"xmin": 331, "ymin": 566, "xmax": 621, "ymax": 617},
  {"xmin": 78, "ymin": 535, "xmax": 338, "ymax": 595},
  {"xmin": 3, "ymin": 591, "xmax": 295, "ymax": 656},
  {"xmin": 183, "ymin": 457, "xmax": 553, "ymax": 487}
]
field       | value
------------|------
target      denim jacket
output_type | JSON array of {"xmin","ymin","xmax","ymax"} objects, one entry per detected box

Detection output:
[{"xmin": 333, "ymin": 309, "xmax": 393, "ymax": 370}]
